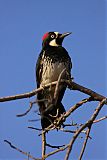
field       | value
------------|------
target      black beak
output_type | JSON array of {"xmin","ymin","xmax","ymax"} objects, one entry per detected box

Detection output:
[{"xmin": 59, "ymin": 32, "xmax": 72, "ymax": 39}]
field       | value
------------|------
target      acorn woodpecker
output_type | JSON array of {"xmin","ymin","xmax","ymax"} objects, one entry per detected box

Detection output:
[{"xmin": 36, "ymin": 32, "xmax": 72, "ymax": 129}]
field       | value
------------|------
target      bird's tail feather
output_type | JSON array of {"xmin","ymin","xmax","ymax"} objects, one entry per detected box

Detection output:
[{"xmin": 41, "ymin": 103, "xmax": 65, "ymax": 130}]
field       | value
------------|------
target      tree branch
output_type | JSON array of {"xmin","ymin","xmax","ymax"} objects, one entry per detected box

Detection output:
[
  {"xmin": 46, "ymin": 143, "xmax": 65, "ymax": 149},
  {"xmin": 78, "ymin": 126, "xmax": 91, "ymax": 160},
  {"xmin": 64, "ymin": 97, "xmax": 92, "ymax": 119},
  {"xmin": 67, "ymin": 81, "xmax": 106, "ymax": 102},
  {"xmin": 42, "ymin": 132, "xmax": 46, "ymax": 160},
  {"xmin": 64, "ymin": 98, "xmax": 106, "ymax": 160},
  {"xmin": 17, "ymin": 99, "xmax": 47, "ymax": 117},
  {"xmin": 4, "ymin": 140, "xmax": 40, "ymax": 160},
  {"xmin": 54, "ymin": 68, "xmax": 66, "ymax": 104},
  {"xmin": 44, "ymin": 144, "xmax": 69, "ymax": 159},
  {"xmin": 93, "ymin": 116, "xmax": 107, "ymax": 123},
  {"xmin": 0, "ymin": 80, "xmax": 106, "ymax": 103},
  {"xmin": 1, "ymin": 75, "xmax": 107, "ymax": 160}
]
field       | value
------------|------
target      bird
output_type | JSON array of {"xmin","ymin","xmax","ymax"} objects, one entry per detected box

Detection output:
[{"xmin": 36, "ymin": 31, "xmax": 72, "ymax": 130}]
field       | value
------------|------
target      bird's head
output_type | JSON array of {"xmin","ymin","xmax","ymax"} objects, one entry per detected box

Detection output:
[{"xmin": 42, "ymin": 32, "xmax": 71, "ymax": 49}]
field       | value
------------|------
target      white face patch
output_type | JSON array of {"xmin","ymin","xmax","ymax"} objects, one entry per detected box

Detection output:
[
  {"xmin": 49, "ymin": 32, "xmax": 60, "ymax": 46},
  {"xmin": 49, "ymin": 39, "xmax": 59, "ymax": 46}
]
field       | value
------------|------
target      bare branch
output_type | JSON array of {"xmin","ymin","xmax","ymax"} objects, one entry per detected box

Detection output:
[
  {"xmin": 42, "ymin": 132, "xmax": 46, "ymax": 160},
  {"xmin": 64, "ymin": 98, "xmax": 106, "ymax": 160},
  {"xmin": 0, "ymin": 80, "xmax": 106, "ymax": 103},
  {"xmin": 60, "ymin": 128, "xmax": 92, "ymax": 139},
  {"xmin": 54, "ymin": 68, "xmax": 66, "ymax": 104},
  {"xmin": 46, "ymin": 143, "xmax": 65, "ymax": 149},
  {"xmin": 93, "ymin": 116, "xmax": 107, "ymax": 123},
  {"xmin": 64, "ymin": 97, "xmax": 92, "ymax": 119},
  {"xmin": 4, "ymin": 140, "xmax": 40, "ymax": 160},
  {"xmin": 63, "ymin": 122, "xmax": 78, "ymax": 127},
  {"xmin": 1, "ymin": 71, "xmax": 107, "ymax": 160},
  {"xmin": 17, "ymin": 101, "xmax": 34, "ymax": 117},
  {"xmin": 17, "ymin": 99, "xmax": 47, "ymax": 117},
  {"xmin": 44, "ymin": 144, "xmax": 69, "ymax": 159},
  {"xmin": 0, "ymin": 82, "xmax": 56, "ymax": 102},
  {"xmin": 28, "ymin": 126, "xmax": 42, "ymax": 131},
  {"xmin": 60, "ymin": 128, "xmax": 76, "ymax": 134},
  {"xmin": 78, "ymin": 126, "xmax": 91, "ymax": 160},
  {"xmin": 67, "ymin": 81, "xmax": 106, "ymax": 102}
]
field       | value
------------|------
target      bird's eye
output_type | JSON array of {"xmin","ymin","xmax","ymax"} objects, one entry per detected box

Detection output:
[{"xmin": 51, "ymin": 34, "xmax": 55, "ymax": 38}]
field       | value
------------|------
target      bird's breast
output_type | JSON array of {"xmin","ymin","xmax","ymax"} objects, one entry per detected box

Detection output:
[{"xmin": 40, "ymin": 60, "xmax": 68, "ymax": 86}]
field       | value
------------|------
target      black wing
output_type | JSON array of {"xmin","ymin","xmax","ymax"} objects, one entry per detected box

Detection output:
[{"xmin": 36, "ymin": 51, "xmax": 44, "ymax": 88}]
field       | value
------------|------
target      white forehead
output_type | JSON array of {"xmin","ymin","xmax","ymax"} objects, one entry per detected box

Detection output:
[{"xmin": 54, "ymin": 32, "xmax": 59, "ymax": 36}]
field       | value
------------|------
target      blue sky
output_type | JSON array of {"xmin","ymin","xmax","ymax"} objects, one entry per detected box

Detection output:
[{"xmin": 0, "ymin": 0, "xmax": 106, "ymax": 159}]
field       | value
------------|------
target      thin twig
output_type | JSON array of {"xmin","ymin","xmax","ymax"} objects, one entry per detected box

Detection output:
[
  {"xmin": 78, "ymin": 126, "xmax": 91, "ymax": 160},
  {"xmin": 64, "ymin": 97, "xmax": 92, "ymax": 119},
  {"xmin": 54, "ymin": 68, "xmax": 66, "ymax": 104},
  {"xmin": 28, "ymin": 118, "xmax": 40, "ymax": 122},
  {"xmin": 93, "ymin": 116, "xmax": 107, "ymax": 123},
  {"xmin": 17, "ymin": 99, "xmax": 47, "ymax": 117},
  {"xmin": 53, "ymin": 97, "xmax": 92, "ymax": 128},
  {"xmin": 42, "ymin": 132, "xmax": 46, "ymax": 160},
  {"xmin": 39, "ymin": 123, "xmax": 56, "ymax": 136},
  {"xmin": 17, "ymin": 101, "xmax": 34, "ymax": 117},
  {"xmin": 60, "ymin": 128, "xmax": 75, "ymax": 133},
  {"xmin": 63, "ymin": 122, "xmax": 78, "ymax": 127},
  {"xmin": 60, "ymin": 128, "xmax": 92, "ymax": 139},
  {"xmin": 44, "ymin": 144, "xmax": 69, "ymax": 159},
  {"xmin": 4, "ymin": 140, "xmax": 40, "ymax": 160},
  {"xmin": 28, "ymin": 126, "xmax": 42, "ymax": 131},
  {"xmin": 61, "ymin": 128, "xmax": 87, "ymax": 135},
  {"xmin": 46, "ymin": 143, "xmax": 65, "ymax": 149}
]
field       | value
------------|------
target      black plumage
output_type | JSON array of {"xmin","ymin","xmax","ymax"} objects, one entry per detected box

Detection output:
[{"xmin": 36, "ymin": 32, "xmax": 72, "ymax": 129}]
